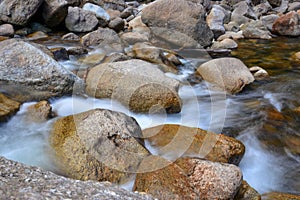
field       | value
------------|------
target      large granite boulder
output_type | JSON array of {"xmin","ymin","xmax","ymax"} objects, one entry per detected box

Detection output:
[
  {"xmin": 0, "ymin": 0, "xmax": 43, "ymax": 26},
  {"xmin": 141, "ymin": 0, "xmax": 213, "ymax": 47},
  {"xmin": 0, "ymin": 39, "xmax": 80, "ymax": 102},
  {"xmin": 143, "ymin": 124, "xmax": 245, "ymax": 165},
  {"xmin": 0, "ymin": 93, "xmax": 20, "ymax": 122},
  {"xmin": 85, "ymin": 59, "xmax": 182, "ymax": 113},
  {"xmin": 0, "ymin": 156, "xmax": 153, "ymax": 199},
  {"xmin": 262, "ymin": 192, "xmax": 300, "ymax": 200},
  {"xmin": 272, "ymin": 11, "xmax": 300, "ymax": 36},
  {"xmin": 50, "ymin": 109, "xmax": 149, "ymax": 184},
  {"xmin": 197, "ymin": 57, "xmax": 255, "ymax": 94},
  {"xmin": 65, "ymin": 7, "xmax": 98, "ymax": 32}
]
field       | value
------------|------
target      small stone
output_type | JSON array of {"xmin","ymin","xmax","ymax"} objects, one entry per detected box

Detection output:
[
  {"xmin": 26, "ymin": 100, "xmax": 55, "ymax": 123},
  {"xmin": 61, "ymin": 33, "xmax": 80, "ymax": 41},
  {"xmin": 67, "ymin": 46, "xmax": 88, "ymax": 55},
  {"xmin": 108, "ymin": 17, "xmax": 125, "ymax": 32},
  {"xmin": 50, "ymin": 47, "xmax": 69, "ymax": 61},
  {"xmin": 211, "ymin": 38, "xmax": 238, "ymax": 50},
  {"xmin": 249, "ymin": 66, "xmax": 269, "ymax": 80},
  {"xmin": 26, "ymin": 31, "xmax": 49, "ymax": 40},
  {"xmin": 0, "ymin": 24, "xmax": 14, "ymax": 37}
]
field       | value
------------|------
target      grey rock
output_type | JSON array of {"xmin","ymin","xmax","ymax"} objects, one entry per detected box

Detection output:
[
  {"xmin": 83, "ymin": 3, "xmax": 110, "ymax": 27},
  {"xmin": 0, "ymin": 156, "xmax": 153, "ymax": 200},
  {"xmin": 241, "ymin": 20, "xmax": 272, "ymax": 39},
  {"xmin": 231, "ymin": 1, "xmax": 256, "ymax": 25},
  {"xmin": 273, "ymin": 0, "xmax": 289, "ymax": 13},
  {"xmin": 141, "ymin": 0, "xmax": 213, "ymax": 47},
  {"xmin": 288, "ymin": 2, "xmax": 300, "ymax": 11},
  {"xmin": 217, "ymin": 31, "xmax": 244, "ymax": 41},
  {"xmin": 120, "ymin": 31, "xmax": 149, "ymax": 45},
  {"xmin": 81, "ymin": 27, "xmax": 123, "ymax": 51},
  {"xmin": 268, "ymin": 0, "xmax": 282, "ymax": 7},
  {"xmin": 211, "ymin": 38, "xmax": 238, "ymax": 49},
  {"xmin": 0, "ymin": 24, "xmax": 14, "ymax": 37},
  {"xmin": 0, "ymin": 0, "xmax": 43, "ymax": 26},
  {"xmin": 42, "ymin": 0, "xmax": 80, "ymax": 27},
  {"xmin": 261, "ymin": 14, "xmax": 279, "ymax": 32},
  {"xmin": 65, "ymin": 7, "xmax": 99, "ymax": 32},
  {"xmin": 197, "ymin": 57, "xmax": 255, "ymax": 94},
  {"xmin": 0, "ymin": 39, "xmax": 80, "ymax": 102},
  {"xmin": 253, "ymin": 2, "xmax": 272, "ymax": 18},
  {"xmin": 85, "ymin": 59, "xmax": 182, "ymax": 113},
  {"xmin": 61, "ymin": 32, "xmax": 80, "ymax": 41},
  {"xmin": 207, "ymin": 5, "xmax": 227, "ymax": 39}
]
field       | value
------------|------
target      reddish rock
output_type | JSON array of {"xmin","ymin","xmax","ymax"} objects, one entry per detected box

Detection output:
[{"xmin": 272, "ymin": 11, "xmax": 300, "ymax": 36}]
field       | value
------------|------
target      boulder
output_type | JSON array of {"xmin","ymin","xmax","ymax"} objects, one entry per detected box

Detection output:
[
  {"xmin": 0, "ymin": 156, "xmax": 153, "ymax": 199},
  {"xmin": 0, "ymin": 0, "xmax": 43, "ymax": 26},
  {"xmin": 141, "ymin": 0, "xmax": 213, "ymax": 47},
  {"xmin": 150, "ymin": 27, "xmax": 201, "ymax": 49},
  {"xmin": 231, "ymin": 1, "xmax": 255, "ymax": 25},
  {"xmin": 120, "ymin": 31, "xmax": 149, "ymax": 45},
  {"xmin": 0, "ymin": 24, "xmax": 14, "ymax": 37},
  {"xmin": 197, "ymin": 57, "xmax": 255, "ymax": 94},
  {"xmin": 88, "ymin": 0, "xmax": 127, "ymax": 12},
  {"xmin": 211, "ymin": 38, "xmax": 238, "ymax": 50},
  {"xmin": 82, "ymin": 3, "xmax": 110, "ymax": 27},
  {"xmin": 234, "ymin": 181, "xmax": 261, "ymax": 200},
  {"xmin": 206, "ymin": 5, "xmax": 227, "ymax": 39},
  {"xmin": 26, "ymin": 100, "xmax": 55, "ymax": 123},
  {"xmin": 65, "ymin": 7, "xmax": 98, "ymax": 32},
  {"xmin": 272, "ymin": 11, "xmax": 300, "ymax": 36},
  {"xmin": 0, "ymin": 39, "xmax": 80, "ymax": 102},
  {"xmin": 80, "ymin": 28, "xmax": 122, "ymax": 51},
  {"xmin": 50, "ymin": 47, "xmax": 69, "ymax": 61},
  {"xmin": 133, "ymin": 156, "xmax": 197, "ymax": 200},
  {"xmin": 50, "ymin": 109, "xmax": 149, "ymax": 184},
  {"xmin": 253, "ymin": 2, "xmax": 272, "ymax": 18},
  {"xmin": 241, "ymin": 20, "xmax": 272, "ymax": 39},
  {"xmin": 0, "ymin": 93, "xmax": 20, "ymax": 122},
  {"xmin": 262, "ymin": 192, "xmax": 300, "ymax": 200},
  {"xmin": 288, "ymin": 2, "xmax": 300, "ymax": 11},
  {"xmin": 85, "ymin": 59, "xmax": 181, "ymax": 113},
  {"xmin": 261, "ymin": 14, "xmax": 279, "ymax": 32},
  {"xmin": 42, "ymin": 0, "xmax": 80, "ymax": 27},
  {"xmin": 143, "ymin": 124, "xmax": 245, "ymax": 165},
  {"xmin": 176, "ymin": 158, "xmax": 243, "ymax": 200}
]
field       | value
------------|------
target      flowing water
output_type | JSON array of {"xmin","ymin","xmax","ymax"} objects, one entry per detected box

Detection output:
[{"xmin": 0, "ymin": 36, "xmax": 299, "ymax": 195}]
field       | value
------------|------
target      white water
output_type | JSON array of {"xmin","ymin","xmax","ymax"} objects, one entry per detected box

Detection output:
[{"xmin": 0, "ymin": 80, "xmax": 296, "ymax": 194}]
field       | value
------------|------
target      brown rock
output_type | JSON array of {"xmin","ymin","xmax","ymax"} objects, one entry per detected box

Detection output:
[
  {"xmin": 67, "ymin": 46, "xmax": 88, "ymax": 56},
  {"xmin": 143, "ymin": 124, "xmax": 245, "ymax": 165},
  {"xmin": 26, "ymin": 31, "xmax": 49, "ymax": 40},
  {"xmin": 234, "ymin": 181, "xmax": 261, "ymax": 200},
  {"xmin": 102, "ymin": 52, "xmax": 130, "ymax": 63},
  {"xmin": 61, "ymin": 32, "xmax": 80, "ymax": 41},
  {"xmin": 262, "ymin": 192, "xmax": 300, "ymax": 200},
  {"xmin": 133, "ymin": 156, "xmax": 197, "ymax": 200},
  {"xmin": 50, "ymin": 47, "xmax": 69, "ymax": 61},
  {"xmin": 272, "ymin": 11, "xmax": 300, "ymax": 36},
  {"xmin": 120, "ymin": 31, "xmax": 149, "ymax": 45},
  {"xmin": 85, "ymin": 59, "xmax": 182, "ymax": 113},
  {"xmin": 108, "ymin": 17, "xmax": 125, "ymax": 32},
  {"xmin": 50, "ymin": 109, "xmax": 149, "ymax": 184},
  {"xmin": 26, "ymin": 100, "xmax": 55, "ymax": 122},
  {"xmin": 176, "ymin": 158, "xmax": 243, "ymax": 200},
  {"xmin": 197, "ymin": 57, "xmax": 255, "ymax": 94},
  {"xmin": 211, "ymin": 38, "xmax": 238, "ymax": 50},
  {"xmin": 0, "ymin": 93, "xmax": 20, "ymax": 122}
]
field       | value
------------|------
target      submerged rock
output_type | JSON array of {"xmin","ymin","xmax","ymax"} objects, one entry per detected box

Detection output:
[
  {"xmin": 0, "ymin": 0, "xmax": 43, "ymax": 26},
  {"xmin": 143, "ymin": 124, "xmax": 245, "ymax": 165},
  {"xmin": 26, "ymin": 100, "xmax": 55, "ymax": 123},
  {"xmin": 50, "ymin": 109, "xmax": 149, "ymax": 184},
  {"xmin": 0, "ymin": 39, "xmax": 80, "ymax": 102},
  {"xmin": 85, "ymin": 59, "xmax": 182, "ymax": 113},
  {"xmin": 0, "ymin": 93, "xmax": 20, "ymax": 122},
  {"xmin": 197, "ymin": 57, "xmax": 255, "ymax": 94},
  {"xmin": 0, "ymin": 156, "xmax": 153, "ymax": 199}
]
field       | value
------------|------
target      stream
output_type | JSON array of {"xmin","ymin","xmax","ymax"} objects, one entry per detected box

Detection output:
[{"xmin": 0, "ymin": 36, "xmax": 299, "ymax": 195}]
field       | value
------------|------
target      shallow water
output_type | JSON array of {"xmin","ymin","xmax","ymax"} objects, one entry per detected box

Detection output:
[{"xmin": 0, "ymin": 37, "xmax": 300, "ymax": 195}]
